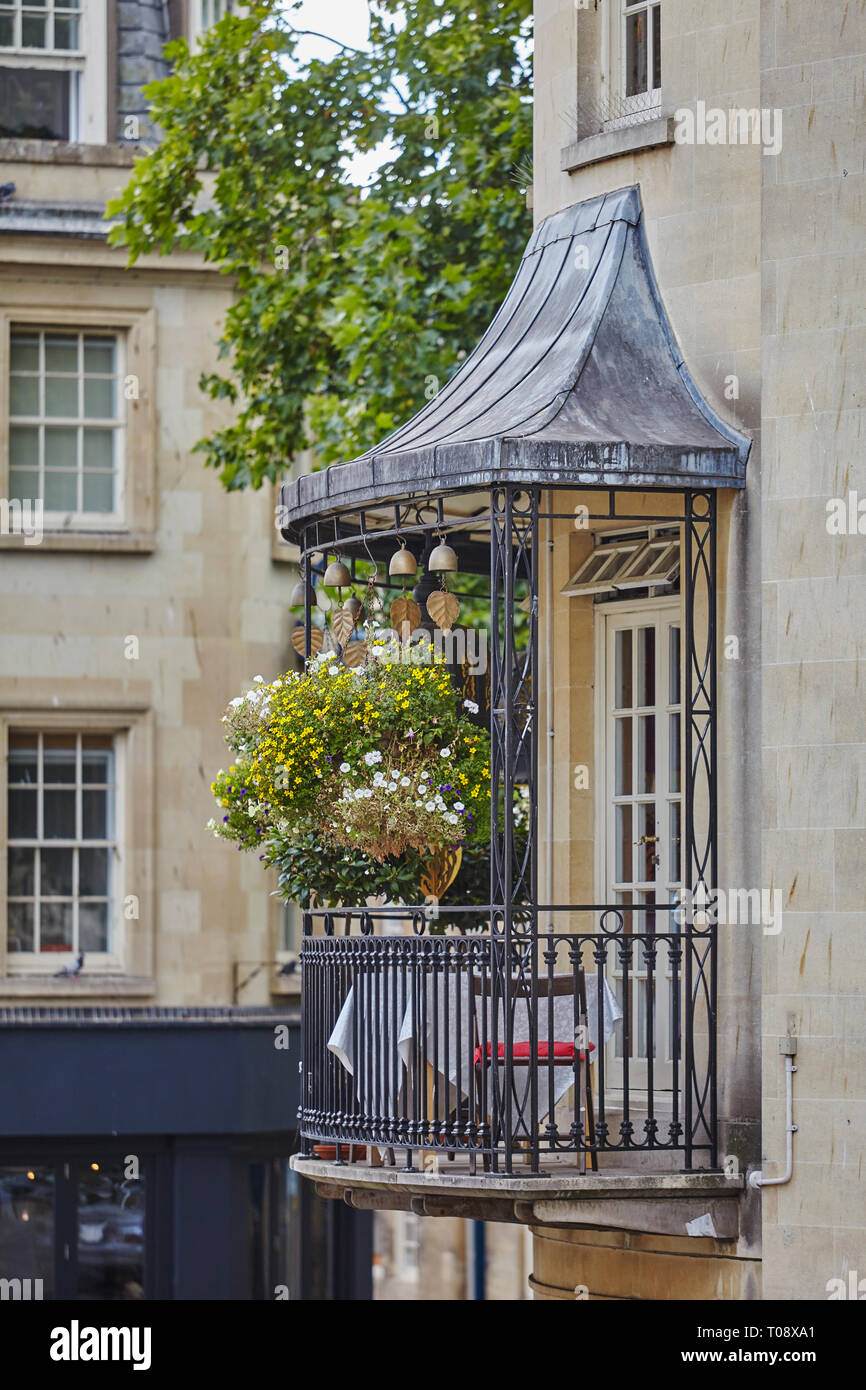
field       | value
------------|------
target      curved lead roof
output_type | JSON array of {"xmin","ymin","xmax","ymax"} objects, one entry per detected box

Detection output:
[{"xmin": 280, "ymin": 185, "xmax": 750, "ymax": 539}]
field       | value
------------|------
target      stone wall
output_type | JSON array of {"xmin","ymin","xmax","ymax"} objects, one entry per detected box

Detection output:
[{"xmin": 759, "ymin": 0, "xmax": 866, "ymax": 1301}]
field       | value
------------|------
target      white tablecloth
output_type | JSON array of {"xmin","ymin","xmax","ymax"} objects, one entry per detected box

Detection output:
[{"xmin": 327, "ymin": 971, "xmax": 622, "ymax": 1124}]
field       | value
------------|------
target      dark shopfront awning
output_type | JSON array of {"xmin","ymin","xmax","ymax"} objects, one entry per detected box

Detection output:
[{"xmin": 280, "ymin": 184, "xmax": 750, "ymax": 540}]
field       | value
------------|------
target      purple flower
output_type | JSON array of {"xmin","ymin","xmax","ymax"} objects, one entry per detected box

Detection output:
[{"xmin": 223, "ymin": 815, "xmax": 229, "ymax": 823}]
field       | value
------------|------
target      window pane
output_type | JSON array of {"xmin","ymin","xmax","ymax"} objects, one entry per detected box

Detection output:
[
  {"xmin": 82, "ymin": 737, "xmax": 113, "ymax": 783},
  {"xmin": 43, "ymin": 789, "xmax": 76, "ymax": 838},
  {"xmin": 83, "ymin": 789, "xmax": 110, "ymax": 839},
  {"xmin": 44, "ymin": 425, "xmax": 77, "ymax": 468},
  {"xmin": 44, "ymin": 375, "xmax": 77, "ymax": 417},
  {"xmin": 79, "ymin": 847, "xmax": 109, "ymax": 896},
  {"xmin": 79, "ymin": 902, "xmax": 109, "ymax": 953},
  {"xmin": 41, "ymin": 846, "xmax": 73, "ymax": 896},
  {"xmin": 8, "ymin": 788, "xmax": 37, "ymax": 838},
  {"xmin": 54, "ymin": 14, "xmax": 78, "ymax": 47},
  {"xmin": 8, "ymin": 735, "xmax": 38, "ymax": 783},
  {"xmin": 83, "ymin": 338, "xmax": 115, "ymax": 374},
  {"xmin": 41, "ymin": 901, "xmax": 73, "ymax": 950},
  {"xmin": 44, "ymin": 334, "xmax": 77, "ymax": 372},
  {"xmin": 43, "ymin": 469, "xmax": 77, "ymax": 510},
  {"xmin": 43, "ymin": 733, "xmax": 76, "ymax": 782},
  {"xmin": 615, "ymin": 716, "xmax": 632, "ymax": 796},
  {"xmin": 0, "ymin": 1167, "xmax": 55, "ymax": 1298},
  {"xmin": 638, "ymin": 802, "xmax": 656, "ymax": 882},
  {"xmin": 614, "ymin": 629, "xmax": 632, "ymax": 708},
  {"xmin": 8, "ymin": 469, "xmax": 39, "ymax": 503},
  {"xmin": 84, "ymin": 377, "xmax": 114, "ymax": 419},
  {"xmin": 22, "ymin": 15, "xmax": 47, "ymax": 46},
  {"xmin": 8, "ymin": 846, "xmax": 35, "ymax": 896},
  {"xmin": 10, "ymin": 425, "xmax": 40, "ymax": 468},
  {"xmin": 669, "ymin": 626, "xmax": 681, "ymax": 704},
  {"xmin": 82, "ymin": 471, "xmax": 114, "ymax": 513},
  {"xmin": 77, "ymin": 1159, "xmax": 145, "ymax": 1300},
  {"xmin": 652, "ymin": 4, "xmax": 661, "ymax": 88},
  {"xmin": 10, "ymin": 335, "xmax": 39, "ymax": 371},
  {"xmin": 7, "ymin": 902, "xmax": 34, "ymax": 952},
  {"xmin": 0, "ymin": 15, "xmax": 13, "ymax": 44},
  {"xmin": 615, "ymin": 803, "xmax": 632, "ymax": 882},
  {"xmin": 83, "ymin": 428, "xmax": 113, "ymax": 469},
  {"xmin": 9, "ymin": 374, "xmax": 39, "ymax": 415},
  {"xmin": 637, "ymin": 627, "xmax": 655, "ymax": 706},
  {"xmin": 669, "ymin": 711, "xmax": 681, "ymax": 793},
  {"xmin": 626, "ymin": 11, "xmax": 648, "ymax": 96},
  {"xmin": 669, "ymin": 800, "xmax": 681, "ymax": 883},
  {"xmin": 0, "ymin": 67, "xmax": 71, "ymax": 141},
  {"xmin": 637, "ymin": 714, "xmax": 655, "ymax": 794}
]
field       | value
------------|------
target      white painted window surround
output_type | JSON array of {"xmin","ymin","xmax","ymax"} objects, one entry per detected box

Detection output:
[{"xmin": 600, "ymin": 0, "xmax": 662, "ymax": 130}]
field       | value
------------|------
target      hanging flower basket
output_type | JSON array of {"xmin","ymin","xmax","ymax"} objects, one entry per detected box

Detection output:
[{"xmin": 207, "ymin": 637, "xmax": 491, "ymax": 907}]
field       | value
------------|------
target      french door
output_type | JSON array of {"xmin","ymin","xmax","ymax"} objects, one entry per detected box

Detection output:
[{"xmin": 597, "ymin": 599, "xmax": 682, "ymax": 1090}]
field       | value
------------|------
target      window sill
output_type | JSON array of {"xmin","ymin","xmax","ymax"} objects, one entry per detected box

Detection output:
[
  {"xmin": 0, "ymin": 975, "xmax": 156, "ymax": 998},
  {"xmin": 561, "ymin": 114, "xmax": 675, "ymax": 174},
  {"xmin": 0, "ymin": 529, "xmax": 156, "ymax": 554}
]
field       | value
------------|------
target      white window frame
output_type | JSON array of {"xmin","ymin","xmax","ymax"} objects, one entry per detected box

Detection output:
[
  {"xmin": 602, "ymin": 0, "xmax": 662, "ymax": 130},
  {"xmin": 5, "ymin": 729, "xmax": 126, "ymax": 972},
  {"xmin": 8, "ymin": 324, "xmax": 127, "ymax": 529},
  {"xmin": 0, "ymin": 0, "xmax": 106, "ymax": 143}
]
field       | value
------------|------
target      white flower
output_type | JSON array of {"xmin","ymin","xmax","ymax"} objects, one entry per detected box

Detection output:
[
  {"xmin": 252, "ymin": 675, "xmax": 264, "ymax": 683},
  {"xmin": 400, "ymin": 776, "xmax": 411, "ymax": 787},
  {"xmin": 463, "ymin": 699, "xmax": 479, "ymax": 714},
  {"xmin": 328, "ymin": 664, "xmax": 340, "ymax": 675},
  {"xmin": 446, "ymin": 813, "xmax": 459, "ymax": 825},
  {"xmin": 364, "ymin": 750, "xmax": 383, "ymax": 766},
  {"xmin": 440, "ymin": 747, "xmax": 451, "ymax": 758},
  {"xmin": 373, "ymin": 770, "xmax": 385, "ymax": 784},
  {"xmin": 339, "ymin": 762, "xmax": 350, "ymax": 773},
  {"xmin": 387, "ymin": 781, "xmax": 397, "ymax": 792},
  {"xmin": 415, "ymin": 799, "xmax": 423, "ymax": 808},
  {"xmin": 425, "ymin": 800, "xmax": 436, "ymax": 812},
  {"xmin": 453, "ymin": 801, "xmax": 465, "ymax": 812}
]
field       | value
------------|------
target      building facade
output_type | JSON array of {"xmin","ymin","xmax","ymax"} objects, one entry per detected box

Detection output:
[
  {"xmin": 288, "ymin": 0, "xmax": 865, "ymax": 1303},
  {"xmin": 0, "ymin": 1, "xmax": 372, "ymax": 1300}
]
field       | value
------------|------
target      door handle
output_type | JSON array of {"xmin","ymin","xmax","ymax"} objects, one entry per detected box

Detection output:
[{"xmin": 635, "ymin": 835, "xmax": 659, "ymax": 846}]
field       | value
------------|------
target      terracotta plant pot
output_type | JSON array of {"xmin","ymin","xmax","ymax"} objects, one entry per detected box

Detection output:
[{"xmin": 312, "ymin": 1144, "xmax": 367, "ymax": 1161}]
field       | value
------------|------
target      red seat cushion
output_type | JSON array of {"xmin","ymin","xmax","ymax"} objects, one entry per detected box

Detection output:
[{"xmin": 473, "ymin": 1040, "xmax": 595, "ymax": 1066}]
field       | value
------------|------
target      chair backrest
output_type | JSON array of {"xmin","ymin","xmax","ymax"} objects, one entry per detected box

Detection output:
[{"xmin": 472, "ymin": 971, "xmax": 586, "ymax": 1005}]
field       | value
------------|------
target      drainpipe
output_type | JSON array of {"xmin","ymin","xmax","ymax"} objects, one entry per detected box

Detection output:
[{"xmin": 749, "ymin": 1038, "xmax": 797, "ymax": 1188}]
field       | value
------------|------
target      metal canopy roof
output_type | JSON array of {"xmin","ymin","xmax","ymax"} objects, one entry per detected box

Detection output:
[{"xmin": 280, "ymin": 185, "xmax": 750, "ymax": 539}]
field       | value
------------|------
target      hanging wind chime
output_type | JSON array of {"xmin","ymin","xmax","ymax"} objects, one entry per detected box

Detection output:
[
  {"xmin": 388, "ymin": 539, "xmax": 420, "ymax": 641},
  {"xmin": 425, "ymin": 530, "xmax": 460, "ymax": 632}
]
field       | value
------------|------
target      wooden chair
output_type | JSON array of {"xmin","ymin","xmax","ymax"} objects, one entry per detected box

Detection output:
[{"xmin": 471, "ymin": 971, "xmax": 597, "ymax": 1174}]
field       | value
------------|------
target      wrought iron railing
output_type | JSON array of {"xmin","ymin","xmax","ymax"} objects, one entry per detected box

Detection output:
[{"xmin": 299, "ymin": 904, "xmax": 716, "ymax": 1177}]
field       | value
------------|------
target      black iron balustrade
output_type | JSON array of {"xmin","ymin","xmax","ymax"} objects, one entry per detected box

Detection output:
[{"xmin": 299, "ymin": 903, "xmax": 714, "ymax": 1176}]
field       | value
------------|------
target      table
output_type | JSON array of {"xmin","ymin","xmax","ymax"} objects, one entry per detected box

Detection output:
[{"xmin": 327, "ymin": 971, "xmax": 622, "ymax": 1126}]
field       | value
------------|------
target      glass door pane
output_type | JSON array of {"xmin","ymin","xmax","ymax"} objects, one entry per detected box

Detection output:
[
  {"xmin": 76, "ymin": 1158, "xmax": 145, "ymax": 1300},
  {"xmin": 0, "ymin": 1165, "xmax": 55, "ymax": 1298}
]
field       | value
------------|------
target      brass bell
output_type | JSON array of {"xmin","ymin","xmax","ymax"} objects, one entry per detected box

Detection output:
[
  {"xmin": 389, "ymin": 542, "xmax": 418, "ymax": 578},
  {"xmin": 427, "ymin": 539, "xmax": 458, "ymax": 572},
  {"xmin": 323, "ymin": 558, "xmax": 351, "ymax": 588},
  {"xmin": 289, "ymin": 580, "xmax": 307, "ymax": 608}
]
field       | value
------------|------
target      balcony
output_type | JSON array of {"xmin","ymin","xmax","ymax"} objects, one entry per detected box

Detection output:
[
  {"xmin": 282, "ymin": 187, "xmax": 751, "ymax": 1237},
  {"xmin": 291, "ymin": 908, "xmax": 743, "ymax": 1236}
]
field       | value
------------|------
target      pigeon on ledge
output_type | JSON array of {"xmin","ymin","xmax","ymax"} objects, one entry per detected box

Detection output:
[{"xmin": 54, "ymin": 952, "xmax": 84, "ymax": 978}]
